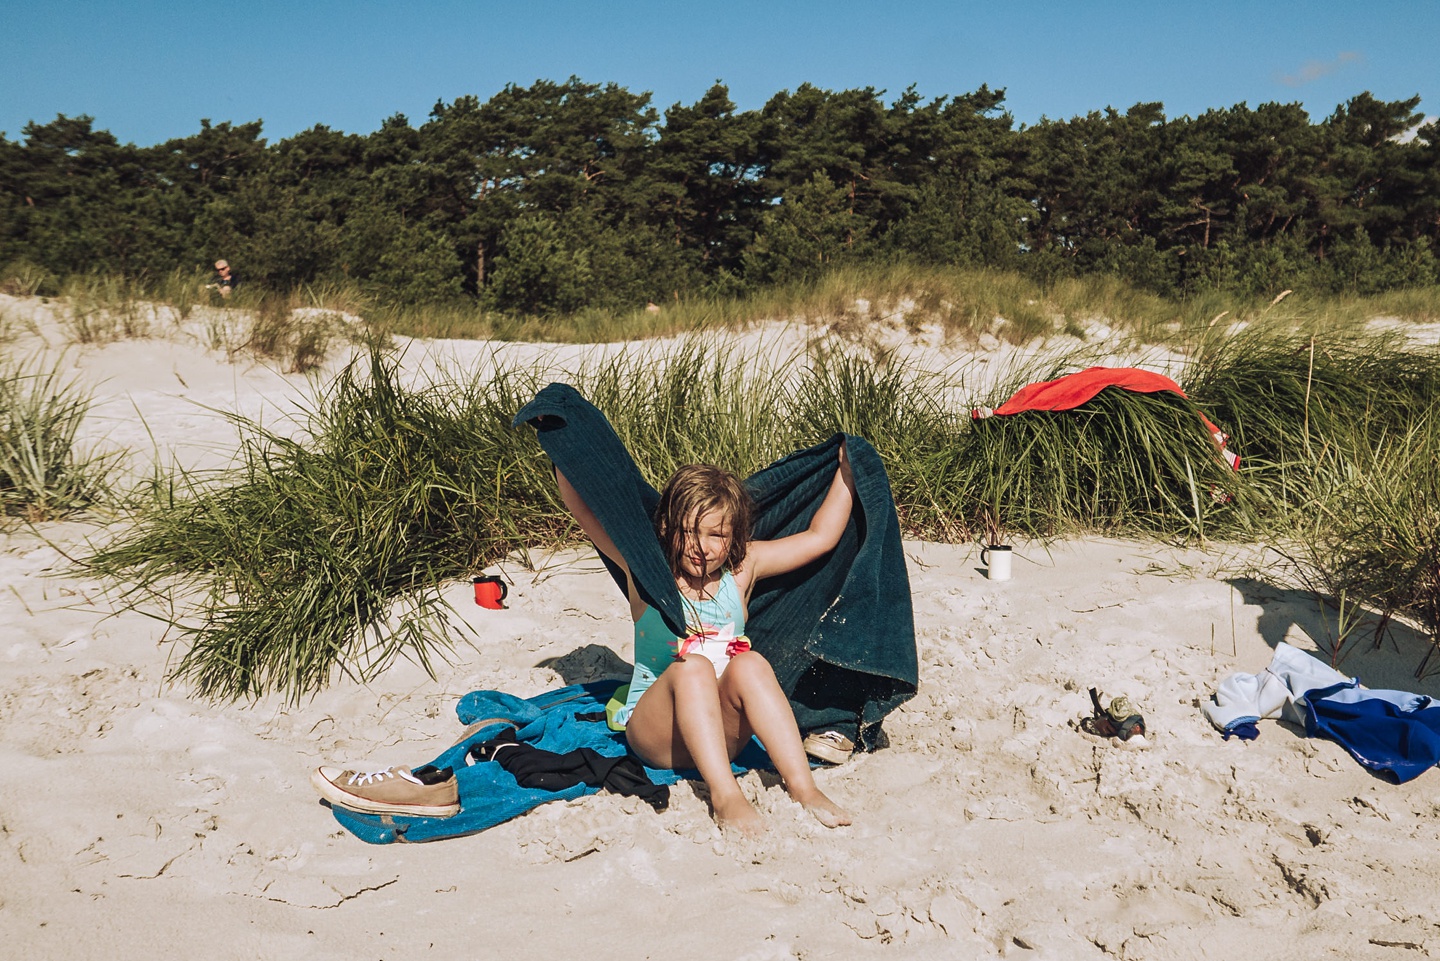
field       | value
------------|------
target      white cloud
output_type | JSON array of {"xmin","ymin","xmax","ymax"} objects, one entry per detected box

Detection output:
[
  {"xmin": 1277, "ymin": 51, "xmax": 1363, "ymax": 87},
  {"xmin": 1395, "ymin": 116, "xmax": 1437, "ymax": 144}
]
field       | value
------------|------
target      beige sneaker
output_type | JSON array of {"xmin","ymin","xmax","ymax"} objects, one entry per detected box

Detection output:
[
  {"xmin": 803, "ymin": 730, "xmax": 855, "ymax": 765},
  {"xmin": 311, "ymin": 764, "xmax": 459, "ymax": 817}
]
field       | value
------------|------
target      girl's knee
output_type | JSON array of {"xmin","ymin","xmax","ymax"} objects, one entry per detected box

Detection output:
[
  {"xmin": 725, "ymin": 650, "xmax": 775, "ymax": 683},
  {"xmin": 669, "ymin": 653, "xmax": 721, "ymax": 686}
]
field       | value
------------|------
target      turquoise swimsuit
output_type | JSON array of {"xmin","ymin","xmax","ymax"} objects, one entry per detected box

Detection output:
[{"xmin": 613, "ymin": 571, "xmax": 749, "ymax": 728}]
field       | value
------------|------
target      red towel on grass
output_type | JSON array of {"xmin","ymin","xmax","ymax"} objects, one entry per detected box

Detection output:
[{"xmin": 975, "ymin": 367, "xmax": 1240, "ymax": 470}]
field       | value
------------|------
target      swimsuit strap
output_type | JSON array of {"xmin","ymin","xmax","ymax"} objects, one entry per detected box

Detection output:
[{"xmin": 679, "ymin": 570, "xmax": 744, "ymax": 636}]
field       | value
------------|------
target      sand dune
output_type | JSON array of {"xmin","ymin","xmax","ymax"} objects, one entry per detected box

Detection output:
[{"xmin": 3, "ymin": 298, "xmax": 1438, "ymax": 960}]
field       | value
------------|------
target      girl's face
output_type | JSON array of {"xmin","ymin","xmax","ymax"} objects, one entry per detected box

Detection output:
[{"xmin": 678, "ymin": 508, "xmax": 733, "ymax": 581}]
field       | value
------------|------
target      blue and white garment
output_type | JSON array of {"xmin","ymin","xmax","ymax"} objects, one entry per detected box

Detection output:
[
  {"xmin": 1203, "ymin": 642, "xmax": 1440, "ymax": 783},
  {"xmin": 1202, "ymin": 642, "xmax": 1350, "ymax": 732}
]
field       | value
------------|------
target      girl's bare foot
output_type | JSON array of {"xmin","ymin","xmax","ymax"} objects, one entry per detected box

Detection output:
[
  {"xmin": 794, "ymin": 788, "xmax": 852, "ymax": 828},
  {"xmin": 712, "ymin": 790, "xmax": 766, "ymax": 838}
]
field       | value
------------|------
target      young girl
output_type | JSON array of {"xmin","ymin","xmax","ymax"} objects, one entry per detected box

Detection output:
[{"xmin": 557, "ymin": 451, "xmax": 855, "ymax": 836}]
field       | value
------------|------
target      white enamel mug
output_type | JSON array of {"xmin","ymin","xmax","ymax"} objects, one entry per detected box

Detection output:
[{"xmin": 981, "ymin": 544, "xmax": 1013, "ymax": 581}]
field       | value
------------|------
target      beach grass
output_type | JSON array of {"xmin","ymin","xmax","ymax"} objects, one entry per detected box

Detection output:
[
  {"xmin": 0, "ymin": 303, "xmax": 17, "ymax": 344},
  {"xmin": 85, "ymin": 352, "xmax": 554, "ymax": 700},
  {"xmin": 242, "ymin": 295, "xmax": 337, "ymax": 373},
  {"xmin": 362, "ymin": 265, "xmax": 1440, "ymax": 348},
  {"xmin": 0, "ymin": 355, "xmax": 111, "ymax": 521},
  {"xmin": 84, "ymin": 329, "xmax": 1383, "ymax": 702},
  {"xmin": 0, "ymin": 260, "xmax": 61, "ymax": 298},
  {"xmin": 1284, "ymin": 409, "xmax": 1440, "ymax": 673},
  {"xmin": 60, "ymin": 273, "xmax": 155, "ymax": 343},
  {"xmin": 150, "ymin": 267, "xmax": 210, "ymax": 322},
  {"xmin": 17, "ymin": 259, "xmax": 1440, "ymax": 358},
  {"xmin": 1183, "ymin": 321, "xmax": 1440, "ymax": 520},
  {"xmin": 1176, "ymin": 316, "xmax": 1440, "ymax": 670},
  {"xmin": 31, "ymin": 270, "xmax": 370, "ymax": 370}
]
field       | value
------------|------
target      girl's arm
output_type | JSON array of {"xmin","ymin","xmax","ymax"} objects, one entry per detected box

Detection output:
[
  {"xmin": 742, "ymin": 443, "xmax": 856, "ymax": 585},
  {"xmin": 556, "ymin": 468, "xmax": 629, "ymax": 576},
  {"xmin": 557, "ymin": 468, "xmax": 647, "ymax": 620}
]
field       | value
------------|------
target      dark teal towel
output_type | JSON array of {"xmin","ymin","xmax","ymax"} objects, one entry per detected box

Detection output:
[{"xmin": 513, "ymin": 383, "xmax": 917, "ymax": 746}]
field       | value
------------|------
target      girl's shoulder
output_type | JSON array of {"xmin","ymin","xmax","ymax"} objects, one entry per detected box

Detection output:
[{"xmin": 725, "ymin": 563, "xmax": 755, "ymax": 598}]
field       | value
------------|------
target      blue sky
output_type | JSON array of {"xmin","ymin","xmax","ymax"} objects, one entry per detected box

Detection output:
[{"xmin": 3, "ymin": 1, "xmax": 1435, "ymax": 146}]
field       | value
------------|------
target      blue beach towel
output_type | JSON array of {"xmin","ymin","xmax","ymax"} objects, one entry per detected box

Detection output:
[
  {"xmin": 330, "ymin": 681, "xmax": 771, "ymax": 843},
  {"xmin": 1305, "ymin": 682, "xmax": 1440, "ymax": 784}
]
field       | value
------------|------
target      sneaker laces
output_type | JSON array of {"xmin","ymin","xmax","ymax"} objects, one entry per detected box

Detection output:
[{"xmin": 345, "ymin": 767, "xmax": 422, "ymax": 787}]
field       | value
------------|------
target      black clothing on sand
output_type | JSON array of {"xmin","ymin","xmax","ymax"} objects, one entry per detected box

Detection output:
[{"xmin": 471, "ymin": 728, "xmax": 669, "ymax": 809}]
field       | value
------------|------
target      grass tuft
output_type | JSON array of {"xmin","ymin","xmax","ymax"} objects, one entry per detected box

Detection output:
[
  {"xmin": 0, "ymin": 260, "xmax": 60, "ymax": 298},
  {"xmin": 1287, "ymin": 411, "xmax": 1440, "ymax": 673},
  {"xmin": 85, "ymin": 351, "xmax": 555, "ymax": 701},
  {"xmin": 0, "ymin": 355, "xmax": 111, "ymax": 520},
  {"xmin": 1183, "ymin": 320, "xmax": 1440, "ymax": 522},
  {"xmin": 60, "ymin": 273, "xmax": 154, "ymax": 343}
]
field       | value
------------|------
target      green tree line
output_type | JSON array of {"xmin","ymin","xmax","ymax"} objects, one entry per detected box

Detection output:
[{"xmin": 2, "ymin": 79, "xmax": 1437, "ymax": 312}]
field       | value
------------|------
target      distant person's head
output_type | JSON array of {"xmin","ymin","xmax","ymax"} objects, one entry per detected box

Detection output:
[{"xmin": 215, "ymin": 259, "xmax": 230, "ymax": 275}]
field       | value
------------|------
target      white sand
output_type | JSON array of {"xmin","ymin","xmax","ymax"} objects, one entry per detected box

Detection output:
[{"xmin": 4, "ymin": 297, "xmax": 1440, "ymax": 959}]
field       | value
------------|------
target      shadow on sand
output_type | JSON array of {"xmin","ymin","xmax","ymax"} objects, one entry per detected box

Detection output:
[
  {"xmin": 535, "ymin": 643, "xmax": 632, "ymax": 686},
  {"xmin": 1227, "ymin": 576, "xmax": 1439, "ymax": 697}
]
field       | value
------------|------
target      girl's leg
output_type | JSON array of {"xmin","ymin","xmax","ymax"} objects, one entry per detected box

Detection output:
[
  {"xmin": 624, "ymin": 654, "xmax": 764, "ymax": 835},
  {"xmin": 718, "ymin": 651, "xmax": 852, "ymax": 828}
]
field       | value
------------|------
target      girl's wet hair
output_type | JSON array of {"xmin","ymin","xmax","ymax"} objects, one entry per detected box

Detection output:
[{"xmin": 654, "ymin": 464, "xmax": 753, "ymax": 575}]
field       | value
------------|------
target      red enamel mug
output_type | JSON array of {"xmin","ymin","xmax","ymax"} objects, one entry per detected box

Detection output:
[{"xmin": 472, "ymin": 574, "xmax": 509, "ymax": 610}]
